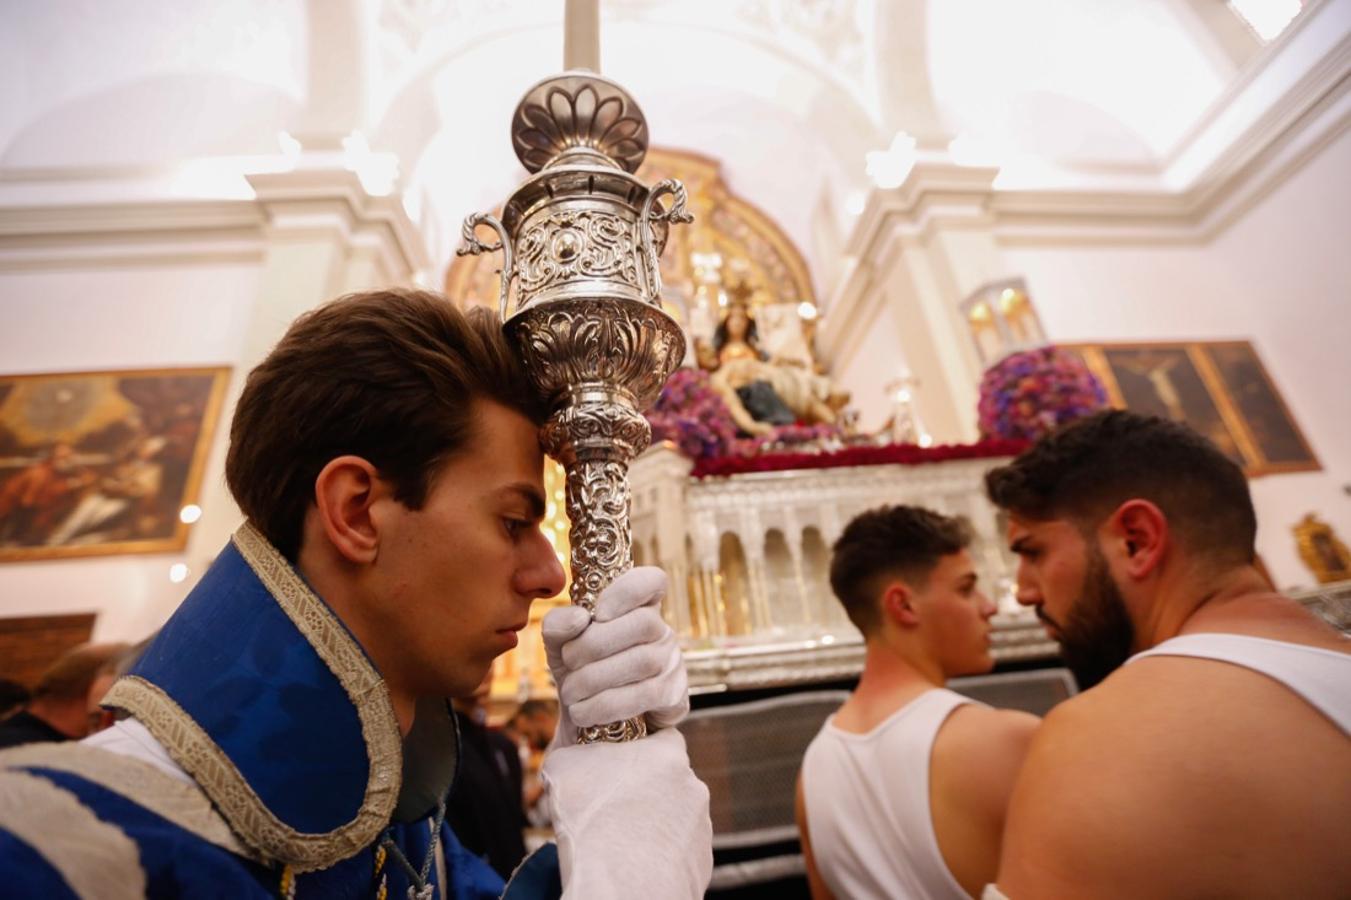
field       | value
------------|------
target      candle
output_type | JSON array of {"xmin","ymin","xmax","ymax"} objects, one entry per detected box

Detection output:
[{"xmin": 563, "ymin": 0, "xmax": 600, "ymax": 71}]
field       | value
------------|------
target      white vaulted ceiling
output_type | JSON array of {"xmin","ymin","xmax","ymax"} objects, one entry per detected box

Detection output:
[{"xmin": 0, "ymin": 0, "xmax": 1343, "ymax": 281}]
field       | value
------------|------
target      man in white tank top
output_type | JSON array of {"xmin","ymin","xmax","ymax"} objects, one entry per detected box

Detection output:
[
  {"xmin": 795, "ymin": 506, "xmax": 1040, "ymax": 899},
  {"xmin": 985, "ymin": 410, "xmax": 1351, "ymax": 898}
]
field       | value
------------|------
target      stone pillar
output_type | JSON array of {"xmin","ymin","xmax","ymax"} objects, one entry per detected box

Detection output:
[
  {"xmin": 820, "ymin": 161, "xmax": 1012, "ymax": 444},
  {"xmin": 632, "ymin": 445, "xmax": 696, "ymax": 638},
  {"xmin": 189, "ymin": 167, "xmax": 428, "ymax": 576}
]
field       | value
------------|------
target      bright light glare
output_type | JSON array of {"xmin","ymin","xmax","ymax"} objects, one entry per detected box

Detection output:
[
  {"xmin": 798, "ymin": 302, "xmax": 818, "ymax": 321},
  {"xmin": 169, "ymin": 564, "xmax": 189, "ymax": 584},
  {"xmin": 277, "ymin": 131, "xmax": 302, "ymax": 159},
  {"xmin": 865, "ymin": 133, "xmax": 917, "ymax": 189},
  {"xmin": 845, "ymin": 191, "xmax": 867, "ymax": 216},
  {"xmin": 1229, "ymin": 0, "xmax": 1302, "ymax": 40},
  {"xmin": 179, "ymin": 505, "xmax": 202, "ymax": 524},
  {"xmin": 343, "ymin": 131, "xmax": 399, "ymax": 196}
]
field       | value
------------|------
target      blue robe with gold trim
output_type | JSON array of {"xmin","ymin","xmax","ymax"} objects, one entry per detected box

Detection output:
[{"xmin": 0, "ymin": 524, "xmax": 552, "ymax": 898}]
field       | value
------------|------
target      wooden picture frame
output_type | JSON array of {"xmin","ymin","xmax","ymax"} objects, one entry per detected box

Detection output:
[
  {"xmin": 1064, "ymin": 341, "xmax": 1319, "ymax": 477},
  {"xmin": 0, "ymin": 367, "xmax": 230, "ymax": 561}
]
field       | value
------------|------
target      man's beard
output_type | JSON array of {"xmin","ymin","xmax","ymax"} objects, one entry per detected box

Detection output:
[{"xmin": 1045, "ymin": 548, "xmax": 1136, "ymax": 691}]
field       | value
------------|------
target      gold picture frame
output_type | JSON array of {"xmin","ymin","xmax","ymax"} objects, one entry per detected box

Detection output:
[
  {"xmin": 0, "ymin": 367, "xmax": 230, "ymax": 561},
  {"xmin": 1064, "ymin": 341, "xmax": 1319, "ymax": 478},
  {"xmin": 1293, "ymin": 514, "xmax": 1351, "ymax": 584}
]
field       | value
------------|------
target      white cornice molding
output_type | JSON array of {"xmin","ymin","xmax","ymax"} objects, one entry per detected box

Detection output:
[
  {"xmin": 0, "ymin": 199, "xmax": 263, "ymax": 237},
  {"xmin": 1162, "ymin": 0, "xmax": 1340, "ymax": 176},
  {"xmin": 820, "ymin": 45, "xmax": 1346, "ymax": 352},
  {"xmin": 0, "ymin": 198, "xmax": 265, "ymax": 270},
  {"xmin": 989, "ymin": 64, "xmax": 1348, "ymax": 245},
  {"xmin": 990, "ymin": 22, "xmax": 1351, "ymax": 244},
  {"xmin": 247, "ymin": 168, "xmax": 431, "ymax": 277},
  {"xmin": 846, "ymin": 162, "xmax": 1000, "ymax": 259},
  {"xmin": 0, "ymin": 167, "xmax": 430, "ymax": 277}
]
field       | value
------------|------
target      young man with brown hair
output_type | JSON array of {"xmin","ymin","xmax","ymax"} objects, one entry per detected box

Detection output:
[
  {"xmin": 984, "ymin": 410, "xmax": 1350, "ymax": 899},
  {"xmin": 796, "ymin": 505, "xmax": 1038, "ymax": 900},
  {"xmin": 0, "ymin": 289, "xmax": 711, "ymax": 898}
]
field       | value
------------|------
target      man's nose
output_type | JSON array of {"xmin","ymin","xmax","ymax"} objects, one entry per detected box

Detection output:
[
  {"xmin": 518, "ymin": 530, "xmax": 566, "ymax": 599},
  {"xmin": 1015, "ymin": 566, "xmax": 1040, "ymax": 607}
]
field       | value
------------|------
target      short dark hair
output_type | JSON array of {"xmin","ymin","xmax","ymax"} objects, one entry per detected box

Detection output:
[
  {"xmin": 226, "ymin": 290, "xmax": 543, "ymax": 560},
  {"xmin": 985, "ymin": 410, "xmax": 1256, "ymax": 566},
  {"xmin": 33, "ymin": 643, "xmax": 130, "ymax": 702},
  {"xmin": 830, "ymin": 505, "xmax": 973, "ymax": 635}
]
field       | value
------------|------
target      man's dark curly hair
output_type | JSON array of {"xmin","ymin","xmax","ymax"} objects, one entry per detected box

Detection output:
[
  {"xmin": 829, "ymin": 505, "xmax": 972, "ymax": 635},
  {"xmin": 984, "ymin": 410, "xmax": 1255, "ymax": 566}
]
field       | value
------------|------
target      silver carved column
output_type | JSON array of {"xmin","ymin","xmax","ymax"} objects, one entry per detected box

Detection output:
[{"xmin": 459, "ymin": 72, "xmax": 690, "ymax": 743}]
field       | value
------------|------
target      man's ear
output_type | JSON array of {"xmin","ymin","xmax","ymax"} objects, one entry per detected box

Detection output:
[
  {"xmin": 881, "ymin": 581, "xmax": 920, "ymax": 628},
  {"xmin": 1102, "ymin": 499, "xmax": 1168, "ymax": 580},
  {"xmin": 313, "ymin": 456, "xmax": 386, "ymax": 565}
]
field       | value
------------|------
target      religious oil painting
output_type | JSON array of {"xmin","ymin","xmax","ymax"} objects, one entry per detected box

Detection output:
[
  {"xmin": 1066, "ymin": 341, "xmax": 1319, "ymax": 477},
  {"xmin": 0, "ymin": 368, "xmax": 230, "ymax": 561}
]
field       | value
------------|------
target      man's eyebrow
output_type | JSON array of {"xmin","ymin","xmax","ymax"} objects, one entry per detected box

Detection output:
[{"xmin": 500, "ymin": 483, "xmax": 546, "ymax": 519}]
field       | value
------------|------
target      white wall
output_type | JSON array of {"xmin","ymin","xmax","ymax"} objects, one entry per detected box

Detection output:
[
  {"xmin": 0, "ymin": 262, "xmax": 259, "ymax": 641},
  {"xmin": 1004, "ymin": 126, "xmax": 1351, "ymax": 589}
]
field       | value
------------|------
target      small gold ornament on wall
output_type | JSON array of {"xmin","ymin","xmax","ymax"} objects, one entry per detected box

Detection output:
[{"xmin": 1293, "ymin": 513, "xmax": 1351, "ymax": 584}]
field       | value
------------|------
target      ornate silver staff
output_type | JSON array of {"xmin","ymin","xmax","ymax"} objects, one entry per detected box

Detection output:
[{"xmin": 458, "ymin": 44, "xmax": 691, "ymax": 742}]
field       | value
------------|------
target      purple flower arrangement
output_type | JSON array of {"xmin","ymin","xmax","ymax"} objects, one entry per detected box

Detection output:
[
  {"xmin": 646, "ymin": 368, "xmax": 740, "ymax": 459},
  {"xmin": 977, "ymin": 346, "xmax": 1108, "ymax": 442},
  {"xmin": 646, "ymin": 368, "xmax": 844, "ymax": 460}
]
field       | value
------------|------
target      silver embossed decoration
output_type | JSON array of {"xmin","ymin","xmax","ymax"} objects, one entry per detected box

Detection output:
[{"xmin": 458, "ymin": 69, "xmax": 691, "ymax": 744}]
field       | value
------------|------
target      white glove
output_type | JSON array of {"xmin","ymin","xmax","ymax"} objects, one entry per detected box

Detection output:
[
  {"xmin": 540, "ymin": 567, "xmax": 712, "ymax": 898},
  {"xmin": 542, "ymin": 566, "xmax": 689, "ymax": 745},
  {"xmin": 542, "ymin": 727, "xmax": 713, "ymax": 899}
]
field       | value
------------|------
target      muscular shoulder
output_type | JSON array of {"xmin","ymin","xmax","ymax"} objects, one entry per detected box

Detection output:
[
  {"xmin": 996, "ymin": 660, "xmax": 1351, "ymax": 897},
  {"xmin": 934, "ymin": 705, "xmax": 1038, "ymax": 783},
  {"xmin": 932, "ymin": 704, "xmax": 1039, "ymax": 820}
]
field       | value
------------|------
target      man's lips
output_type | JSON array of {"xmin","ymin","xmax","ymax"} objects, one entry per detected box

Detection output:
[{"xmin": 1036, "ymin": 609, "xmax": 1062, "ymax": 637}]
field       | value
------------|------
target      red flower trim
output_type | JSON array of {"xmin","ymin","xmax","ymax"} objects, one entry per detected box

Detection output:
[{"xmin": 689, "ymin": 438, "xmax": 1029, "ymax": 479}]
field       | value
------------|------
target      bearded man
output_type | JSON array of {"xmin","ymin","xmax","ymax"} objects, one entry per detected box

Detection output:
[{"xmin": 983, "ymin": 410, "xmax": 1350, "ymax": 898}]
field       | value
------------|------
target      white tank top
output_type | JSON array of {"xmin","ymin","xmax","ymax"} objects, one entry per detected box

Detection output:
[
  {"xmin": 1129, "ymin": 633, "xmax": 1351, "ymax": 734},
  {"xmin": 801, "ymin": 688, "xmax": 976, "ymax": 900}
]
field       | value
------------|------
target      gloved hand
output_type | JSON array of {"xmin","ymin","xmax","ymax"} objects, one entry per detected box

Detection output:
[
  {"xmin": 542, "ymin": 727, "xmax": 712, "ymax": 899},
  {"xmin": 542, "ymin": 566, "xmax": 689, "ymax": 746}
]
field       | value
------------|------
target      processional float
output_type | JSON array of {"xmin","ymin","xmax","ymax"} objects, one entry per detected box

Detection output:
[{"xmin": 459, "ymin": 1, "xmax": 690, "ymax": 743}]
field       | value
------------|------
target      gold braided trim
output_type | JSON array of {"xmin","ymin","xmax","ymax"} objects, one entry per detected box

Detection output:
[
  {"xmin": 102, "ymin": 521, "xmax": 402, "ymax": 872},
  {"xmin": 0, "ymin": 742, "xmax": 255, "ymax": 862},
  {"xmin": 0, "ymin": 768, "xmax": 147, "ymax": 899}
]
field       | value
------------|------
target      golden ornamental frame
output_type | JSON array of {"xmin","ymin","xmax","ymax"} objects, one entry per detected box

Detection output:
[
  {"xmin": 1293, "ymin": 513, "xmax": 1351, "ymax": 584},
  {"xmin": 0, "ymin": 366, "xmax": 231, "ymax": 562}
]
